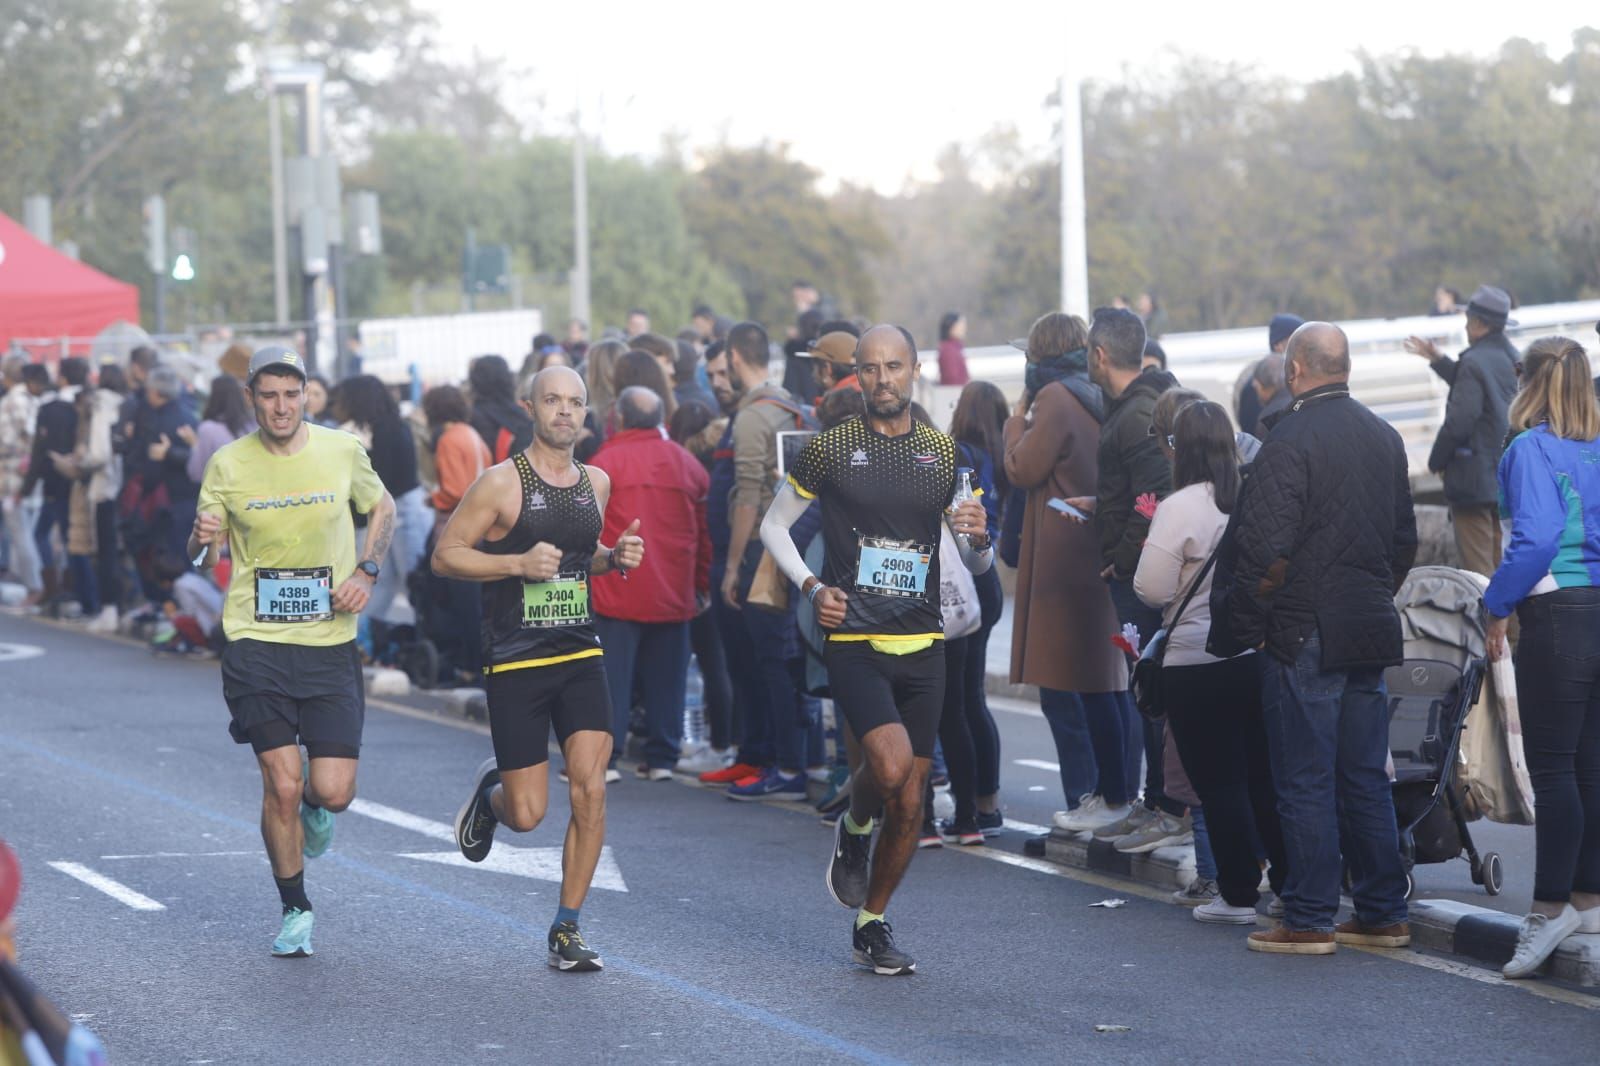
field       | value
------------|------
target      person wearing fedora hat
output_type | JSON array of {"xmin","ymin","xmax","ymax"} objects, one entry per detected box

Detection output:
[{"xmin": 1404, "ymin": 284, "xmax": 1521, "ymax": 576}]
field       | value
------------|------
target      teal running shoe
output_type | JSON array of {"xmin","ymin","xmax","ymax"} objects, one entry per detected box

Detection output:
[{"xmin": 271, "ymin": 908, "xmax": 314, "ymax": 958}]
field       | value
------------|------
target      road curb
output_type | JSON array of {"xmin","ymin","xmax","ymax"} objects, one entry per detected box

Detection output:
[
  {"xmin": 1410, "ymin": 899, "xmax": 1600, "ymax": 986},
  {"xmin": 1042, "ymin": 827, "xmax": 1196, "ymax": 891}
]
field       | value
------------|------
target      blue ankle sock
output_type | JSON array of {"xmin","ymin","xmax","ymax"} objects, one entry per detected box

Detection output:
[{"xmin": 553, "ymin": 905, "xmax": 581, "ymax": 929}]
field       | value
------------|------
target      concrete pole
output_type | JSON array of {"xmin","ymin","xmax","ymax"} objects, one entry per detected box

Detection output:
[
  {"xmin": 1059, "ymin": 72, "xmax": 1089, "ymax": 320},
  {"xmin": 571, "ymin": 115, "xmax": 591, "ymax": 332},
  {"xmin": 269, "ymin": 92, "xmax": 289, "ymax": 327}
]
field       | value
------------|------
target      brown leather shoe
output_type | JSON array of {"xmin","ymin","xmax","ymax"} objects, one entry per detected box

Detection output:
[
  {"xmin": 1334, "ymin": 919, "xmax": 1411, "ymax": 947},
  {"xmin": 1247, "ymin": 926, "xmax": 1336, "ymax": 954}
]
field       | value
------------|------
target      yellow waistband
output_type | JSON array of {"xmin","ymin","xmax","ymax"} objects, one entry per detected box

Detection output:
[{"xmin": 483, "ymin": 647, "xmax": 605, "ymax": 675}]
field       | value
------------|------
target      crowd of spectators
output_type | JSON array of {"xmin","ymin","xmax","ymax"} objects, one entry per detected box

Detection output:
[{"xmin": 4, "ymin": 281, "xmax": 1599, "ymax": 972}]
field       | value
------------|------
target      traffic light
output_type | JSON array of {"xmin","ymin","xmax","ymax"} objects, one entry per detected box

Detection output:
[
  {"xmin": 170, "ymin": 226, "xmax": 196, "ymax": 282},
  {"xmin": 142, "ymin": 196, "xmax": 166, "ymax": 275}
]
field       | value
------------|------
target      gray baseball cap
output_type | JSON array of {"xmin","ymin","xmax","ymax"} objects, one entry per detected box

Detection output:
[{"xmin": 247, "ymin": 345, "xmax": 308, "ymax": 385}]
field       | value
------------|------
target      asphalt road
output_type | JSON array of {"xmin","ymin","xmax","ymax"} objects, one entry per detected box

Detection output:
[{"xmin": 1, "ymin": 615, "xmax": 1594, "ymax": 1065}]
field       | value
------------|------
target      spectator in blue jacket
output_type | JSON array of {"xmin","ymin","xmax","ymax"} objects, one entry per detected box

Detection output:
[{"xmin": 1483, "ymin": 336, "xmax": 1600, "ymax": 978}]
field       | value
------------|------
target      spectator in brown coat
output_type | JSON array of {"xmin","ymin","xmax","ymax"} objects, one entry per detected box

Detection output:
[{"xmin": 1003, "ymin": 312, "xmax": 1134, "ymax": 833}]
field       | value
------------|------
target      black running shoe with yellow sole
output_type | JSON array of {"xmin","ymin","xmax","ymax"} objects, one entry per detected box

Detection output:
[
  {"xmin": 454, "ymin": 757, "xmax": 500, "ymax": 863},
  {"xmin": 852, "ymin": 918, "xmax": 916, "ymax": 976},
  {"xmin": 548, "ymin": 921, "xmax": 603, "ymax": 972}
]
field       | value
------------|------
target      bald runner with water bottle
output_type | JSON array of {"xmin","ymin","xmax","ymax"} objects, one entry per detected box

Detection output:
[{"xmin": 760, "ymin": 325, "xmax": 993, "ymax": 975}]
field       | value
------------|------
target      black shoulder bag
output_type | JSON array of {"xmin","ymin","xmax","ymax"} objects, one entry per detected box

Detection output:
[{"xmin": 1130, "ymin": 550, "xmax": 1219, "ymax": 722}]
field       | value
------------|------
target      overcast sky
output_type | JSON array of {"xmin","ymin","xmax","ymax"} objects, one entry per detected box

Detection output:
[{"xmin": 424, "ymin": 0, "xmax": 1597, "ymax": 193}]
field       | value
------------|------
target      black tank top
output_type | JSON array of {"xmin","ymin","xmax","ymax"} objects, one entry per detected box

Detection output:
[{"xmin": 480, "ymin": 452, "xmax": 604, "ymax": 669}]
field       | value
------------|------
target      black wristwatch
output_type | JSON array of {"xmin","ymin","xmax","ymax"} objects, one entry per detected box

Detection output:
[{"xmin": 357, "ymin": 560, "xmax": 381, "ymax": 580}]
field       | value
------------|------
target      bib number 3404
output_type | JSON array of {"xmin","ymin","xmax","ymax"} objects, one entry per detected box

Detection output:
[{"xmin": 521, "ymin": 572, "xmax": 591, "ymax": 628}]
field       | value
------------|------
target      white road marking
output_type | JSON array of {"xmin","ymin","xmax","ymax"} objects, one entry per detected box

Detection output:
[
  {"xmin": 347, "ymin": 798, "xmax": 454, "ymax": 843},
  {"xmin": 987, "ymin": 694, "xmax": 1042, "ymax": 718},
  {"xmin": 402, "ymin": 848, "xmax": 628, "ymax": 893},
  {"xmin": 348, "ymin": 798, "xmax": 628, "ymax": 892},
  {"xmin": 1014, "ymin": 758, "xmax": 1061, "ymax": 773},
  {"xmin": 47, "ymin": 861, "xmax": 165, "ymax": 911},
  {"xmin": 0, "ymin": 642, "xmax": 44, "ymax": 663},
  {"xmin": 99, "ymin": 851, "xmax": 255, "ymax": 860}
]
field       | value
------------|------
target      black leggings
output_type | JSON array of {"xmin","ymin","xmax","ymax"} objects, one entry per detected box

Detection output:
[
  {"xmin": 1515, "ymin": 589, "xmax": 1600, "ymax": 903},
  {"xmin": 94, "ymin": 499, "xmax": 121, "ymax": 612},
  {"xmin": 1164, "ymin": 654, "xmax": 1288, "ymax": 907},
  {"xmin": 929, "ymin": 569, "xmax": 1005, "ymax": 825}
]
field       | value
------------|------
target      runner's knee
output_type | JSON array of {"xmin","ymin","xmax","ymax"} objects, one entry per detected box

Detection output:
[{"xmin": 503, "ymin": 795, "xmax": 546, "ymax": 833}]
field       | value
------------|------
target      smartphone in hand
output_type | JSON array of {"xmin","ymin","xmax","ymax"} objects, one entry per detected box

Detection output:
[{"xmin": 1047, "ymin": 497, "xmax": 1090, "ymax": 522}]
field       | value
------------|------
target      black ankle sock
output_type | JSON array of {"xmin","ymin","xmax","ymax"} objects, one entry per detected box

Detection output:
[{"xmin": 275, "ymin": 871, "xmax": 312, "ymax": 914}]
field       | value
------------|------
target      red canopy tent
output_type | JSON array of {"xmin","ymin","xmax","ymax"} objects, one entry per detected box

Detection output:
[{"xmin": 0, "ymin": 210, "xmax": 141, "ymax": 352}]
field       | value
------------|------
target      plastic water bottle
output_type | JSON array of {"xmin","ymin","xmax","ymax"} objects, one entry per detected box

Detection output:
[
  {"xmin": 951, "ymin": 467, "xmax": 976, "ymax": 550},
  {"xmin": 681, "ymin": 659, "xmax": 708, "ymax": 753}
]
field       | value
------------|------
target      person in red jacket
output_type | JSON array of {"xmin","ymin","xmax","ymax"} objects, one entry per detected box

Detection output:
[{"xmin": 591, "ymin": 387, "xmax": 712, "ymax": 778}]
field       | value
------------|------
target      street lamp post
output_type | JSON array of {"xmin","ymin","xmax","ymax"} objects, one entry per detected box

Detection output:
[{"xmin": 1059, "ymin": 71, "xmax": 1089, "ymax": 320}]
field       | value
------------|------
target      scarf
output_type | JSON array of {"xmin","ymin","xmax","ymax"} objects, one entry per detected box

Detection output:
[{"xmin": 1025, "ymin": 347, "xmax": 1105, "ymax": 423}]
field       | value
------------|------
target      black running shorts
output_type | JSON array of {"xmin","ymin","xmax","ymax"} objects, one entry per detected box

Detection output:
[
  {"xmin": 221, "ymin": 639, "xmax": 365, "ymax": 760},
  {"xmin": 485, "ymin": 655, "xmax": 612, "ymax": 771},
  {"xmin": 822, "ymin": 641, "xmax": 945, "ymax": 758}
]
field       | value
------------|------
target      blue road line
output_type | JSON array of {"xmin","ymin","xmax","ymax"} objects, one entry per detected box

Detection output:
[{"xmin": 3, "ymin": 733, "xmax": 904, "ymax": 1066}]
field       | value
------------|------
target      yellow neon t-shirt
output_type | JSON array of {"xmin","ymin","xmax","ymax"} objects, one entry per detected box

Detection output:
[{"xmin": 197, "ymin": 424, "xmax": 385, "ymax": 646}]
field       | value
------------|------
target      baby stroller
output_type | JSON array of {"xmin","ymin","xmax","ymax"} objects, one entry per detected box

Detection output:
[{"xmin": 1376, "ymin": 566, "xmax": 1505, "ymax": 898}]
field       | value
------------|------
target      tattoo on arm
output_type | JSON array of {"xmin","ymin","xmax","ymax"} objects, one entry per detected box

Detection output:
[{"xmin": 366, "ymin": 512, "xmax": 395, "ymax": 565}]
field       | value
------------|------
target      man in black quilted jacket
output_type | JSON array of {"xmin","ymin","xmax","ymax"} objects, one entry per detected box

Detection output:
[{"xmin": 1229, "ymin": 322, "xmax": 1419, "ymax": 956}]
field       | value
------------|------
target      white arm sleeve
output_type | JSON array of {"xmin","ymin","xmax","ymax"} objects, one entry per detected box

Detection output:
[
  {"xmin": 945, "ymin": 513, "xmax": 995, "ymax": 576},
  {"xmin": 759, "ymin": 482, "xmax": 817, "ymax": 589}
]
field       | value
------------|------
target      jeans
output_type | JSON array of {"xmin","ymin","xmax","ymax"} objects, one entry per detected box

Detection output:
[
  {"xmin": 1108, "ymin": 577, "xmax": 1171, "ymax": 813},
  {"xmin": 33, "ymin": 494, "xmax": 69, "ymax": 573},
  {"xmin": 1515, "ymin": 589, "xmax": 1600, "ymax": 902},
  {"xmin": 68, "ymin": 554, "xmax": 98, "ymax": 613},
  {"xmin": 1262, "ymin": 635, "xmax": 1407, "ymax": 931},
  {"xmin": 366, "ymin": 485, "xmax": 431, "ymax": 623},
  {"xmin": 1193, "ymin": 808, "xmax": 1218, "ymax": 882},
  {"xmin": 743, "ymin": 590, "xmax": 812, "ymax": 772},
  {"xmin": 2, "ymin": 494, "xmax": 41, "ymax": 592},
  {"xmin": 690, "ymin": 608, "xmax": 735, "ymax": 751},
  {"xmin": 711, "ymin": 551, "xmax": 771, "ymax": 767},
  {"xmin": 1165, "ymin": 654, "xmax": 1288, "ymax": 908},
  {"xmin": 94, "ymin": 499, "xmax": 121, "ymax": 613},
  {"xmin": 594, "ymin": 615, "xmax": 690, "ymax": 769},
  {"xmin": 1039, "ymin": 689, "xmax": 1138, "ymax": 808}
]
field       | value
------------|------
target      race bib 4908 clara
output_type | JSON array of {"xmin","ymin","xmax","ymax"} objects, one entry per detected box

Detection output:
[{"xmin": 854, "ymin": 536, "xmax": 932, "ymax": 598}]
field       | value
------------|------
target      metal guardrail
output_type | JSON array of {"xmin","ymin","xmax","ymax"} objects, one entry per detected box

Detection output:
[{"xmin": 911, "ymin": 300, "xmax": 1600, "ymax": 491}]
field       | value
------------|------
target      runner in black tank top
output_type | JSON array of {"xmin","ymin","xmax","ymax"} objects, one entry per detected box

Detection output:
[
  {"xmin": 430, "ymin": 365, "xmax": 645, "ymax": 973},
  {"xmin": 480, "ymin": 453, "xmax": 604, "ymax": 671}
]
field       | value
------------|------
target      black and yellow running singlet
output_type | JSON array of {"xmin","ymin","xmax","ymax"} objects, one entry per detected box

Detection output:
[
  {"xmin": 787, "ymin": 415, "xmax": 957, "ymax": 641},
  {"xmin": 480, "ymin": 452, "xmax": 604, "ymax": 672}
]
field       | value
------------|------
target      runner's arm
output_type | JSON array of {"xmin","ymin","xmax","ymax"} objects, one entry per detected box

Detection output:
[
  {"xmin": 943, "ymin": 509, "xmax": 994, "ymax": 575},
  {"xmin": 585, "ymin": 466, "xmax": 642, "ymax": 576},
  {"xmin": 759, "ymin": 482, "xmax": 816, "ymax": 589},
  {"xmin": 431, "ymin": 468, "xmax": 526, "ymax": 582},
  {"xmin": 357, "ymin": 490, "xmax": 397, "ymax": 571}
]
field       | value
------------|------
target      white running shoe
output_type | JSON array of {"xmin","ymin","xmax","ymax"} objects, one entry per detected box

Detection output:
[
  {"xmin": 1578, "ymin": 906, "xmax": 1600, "ymax": 934},
  {"xmin": 86, "ymin": 606, "xmax": 119, "ymax": 634},
  {"xmin": 1051, "ymin": 795, "xmax": 1130, "ymax": 833},
  {"xmin": 675, "ymin": 747, "xmax": 732, "ymax": 775},
  {"xmin": 1193, "ymin": 898, "xmax": 1258, "ymax": 925},
  {"xmin": 1503, "ymin": 906, "xmax": 1582, "ymax": 979}
]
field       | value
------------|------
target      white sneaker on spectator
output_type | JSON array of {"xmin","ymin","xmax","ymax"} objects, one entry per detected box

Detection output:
[
  {"xmin": 1114, "ymin": 811, "xmax": 1193, "ymax": 853},
  {"xmin": 1052, "ymin": 795, "xmax": 1129, "ymax": 833},
  {"xmin": 1268, "ymin": 895, "xmax": 1286, "ymax": 920},
  {"xmin": 86, "ymin": 606, "xmax": 119, "ymax": 634},
  {"xmin": 675, "ymin": 747, "xmax": 732, "ymax": 775},
  {"xmin": 1193, "ymin": 898, "xmax": 1258, "ymax": 925},
  {"xmin": 1171, "ymin": 877, "xmax": 1219, "ymax": 907},
  {"xmin": 1093, "ymin": 804, "xmax": 1155, "ymax": 842},
  {"xmin": 1503, "ymin": 906, "xmax": 1583, "ymax": 978},
  {"xmin": 1579, "ymin": 906, "xmax": 1600, "ymax": 934}
]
